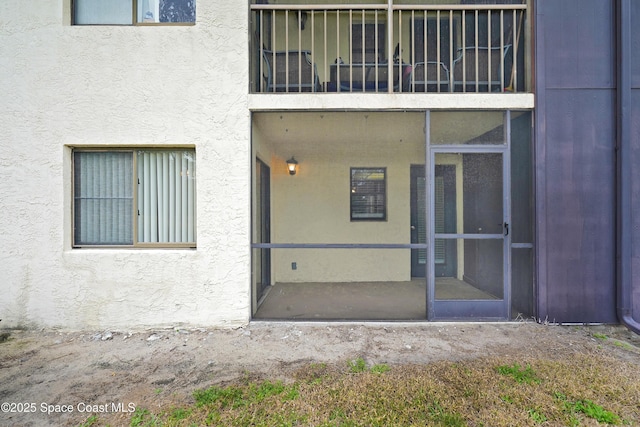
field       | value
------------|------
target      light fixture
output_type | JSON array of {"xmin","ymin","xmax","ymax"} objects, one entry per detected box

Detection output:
[{"xmin": 286, "ymin": 156, "xmax": 298, "ymax": 175}]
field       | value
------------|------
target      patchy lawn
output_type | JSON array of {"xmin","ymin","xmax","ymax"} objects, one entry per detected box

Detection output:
[{"xmin": 116, "ymin": 354, "xmax": 640, "ymax": 427}]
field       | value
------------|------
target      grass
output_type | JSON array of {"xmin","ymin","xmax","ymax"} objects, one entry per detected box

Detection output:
[
  {"xmin": 593, "ymin": 332, "xmax": 609, "ymax": 340},
  {"xmin": 112, "ymin": 353, "xmax": 640, "ymax": 427},
  {"xmin": 348, "ymin": 357, "xmax": 390, "ymax": 374},
  {"xmin": 528, "ymin": 408, "xmax": 548, "ymax": 424},
  {"xmin": 76, "ymin": 415, "xmax": 98, "ymax": 427},
  {"xmin": 555, "ymin": 392, "xmax": 623, "ymax": 425},
  {"xmin": 613, "ymin": 340, "xmax": 634, "ymax": 350},
  {"xmin": 495, "ymin": 363, "xmax": 541, "ymax": 384}
]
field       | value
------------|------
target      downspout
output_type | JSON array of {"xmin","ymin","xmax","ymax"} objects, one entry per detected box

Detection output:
[{"xmin": 616, "ymin": 0, "xmax": 640, "ymax": 334}]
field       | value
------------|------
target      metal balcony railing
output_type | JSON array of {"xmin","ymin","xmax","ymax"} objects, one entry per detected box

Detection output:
[{"xmin": 250, "ymin": 2, "xmax": 528, "ymax": 94}]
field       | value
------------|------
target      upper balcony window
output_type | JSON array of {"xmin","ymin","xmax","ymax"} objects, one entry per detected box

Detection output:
[
  {"xmin": 250, "ymin": 0, "xmax": 529, "ymax": 94},
  {"xmin": 74, "ymin": 0, "xmax": 195, "ymax": 25}
]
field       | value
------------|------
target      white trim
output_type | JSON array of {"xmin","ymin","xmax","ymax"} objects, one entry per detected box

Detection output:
[{"xmin": 248, "ymin": 93, "xmax": 535, "ymax": 111}]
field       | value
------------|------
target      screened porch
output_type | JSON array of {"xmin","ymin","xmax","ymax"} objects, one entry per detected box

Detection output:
[{"xmin": 251, "ymin": 110, "xmax": 534, "ymax": 320}]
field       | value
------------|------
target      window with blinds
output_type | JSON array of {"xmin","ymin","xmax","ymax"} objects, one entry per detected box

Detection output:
[
  {"xmin": 350, "ymin": 167, "xmax": 386, "ymax": 221},
  {"xmin": 73, "ymin": 149, "xmax": 196, "ymax": 247},
  {"xmin": 351, "ymin": 23, "xmax": 386, "ymax": 63}
]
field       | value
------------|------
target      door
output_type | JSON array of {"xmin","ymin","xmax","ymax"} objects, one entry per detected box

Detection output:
[
  {"xmin": 410, "ymin": 166, "xmax": 427, "ymax": 277},
  {"xmin": 256, "ymin": 159, "xmax": 271, "ymax": 302},
  {"xmin": 429, "ymin": 149, "xmax": 511, "ymax": 320},
  {"xmin": 411, "ymin": 165, "xmax": 457, "ymax": 277}
]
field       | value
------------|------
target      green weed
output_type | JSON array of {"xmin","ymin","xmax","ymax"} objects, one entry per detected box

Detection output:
[
  {"xmin": 567, "ymin": 399, "xmax": 621, "ymax": 425},
  {"xmin": 76, "ymin": 415, "xmax": 98, "ymax": 427},
  {"xmin": 129, "ymin": 407, "xmax": 158, "ymax": 427},
  {"xmin": 370, "ymin": 363, "xmax": 391, "ymax": 374},
  {"xmin": 613, "ymin": 340, "xmax": 633, "ymax": 350},
  {"xmin": 193, "ymin": 385, "xmax": 244, "ymax": 408},
  {"xmin": 249, "ymin": 380, "xmax": 300, "ymax": 403},
  {"xmin": 168, "ymin": 407, "xmax": 191, "ymax": 421},
  {"xmin": 348, "ymin": 357, "xmax": 390, "ymax": 374},
  {"xmin": 500, "ymin": 394, "xmax": 514, "ymax": 403},
  {"xmin": 348, "ymin": 357, "xmax": 367, "ymax": 373},
  {"xmin": 528, "ymin": 408, "xmax": 548, "ymax": 424},
  {"xmin": 556, "ymin": 392, "xmax": 622, "ymax": 425},
  {"xmin": 496, "ymin": 363, "xmax": 541, "ymax": 384}
]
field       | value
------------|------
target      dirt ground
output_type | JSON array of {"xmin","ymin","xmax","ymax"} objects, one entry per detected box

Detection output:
[{"xmin": 1, "ymin": 321, "xmax": 639, "ymax": 427}]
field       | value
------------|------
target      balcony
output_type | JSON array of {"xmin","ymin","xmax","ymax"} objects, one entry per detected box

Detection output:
[{"xmin": 250, "ymin": 1, "xmax": 529, "ymax": 95}]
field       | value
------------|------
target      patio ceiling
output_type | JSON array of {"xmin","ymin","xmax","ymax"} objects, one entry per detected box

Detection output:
[{"xmin": 253, "ymin": 110, "xmax": 507, "ymax": 159}]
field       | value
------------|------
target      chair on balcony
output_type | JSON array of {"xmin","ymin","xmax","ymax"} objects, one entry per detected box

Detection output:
[
  {"xmin": 375, "ymin": 62, "xmax": 413, "ymax": 92},
  {"xmin": 262, "ymin": 50, "xmax": 321, "ymax": 93},
  {"xmin": 409, "ymin": 61, "xmax": 450, "ymax": 93},
  {"xmin": 452, "ymin": 44, "xmax": 512, "ymax": 92}
]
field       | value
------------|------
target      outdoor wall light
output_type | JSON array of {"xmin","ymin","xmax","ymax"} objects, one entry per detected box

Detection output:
[{"xmin": 286, "ymin": 156, "xmax": 298, "ymax": 175}]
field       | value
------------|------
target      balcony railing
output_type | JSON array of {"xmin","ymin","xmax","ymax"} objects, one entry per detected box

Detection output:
[{"xmin": 250, "ymin": 2, "xmax": 528, "ymax": 94}]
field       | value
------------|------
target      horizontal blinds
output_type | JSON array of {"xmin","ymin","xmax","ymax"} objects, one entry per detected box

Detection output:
[
  {"xmin": 74, "ymin": 152, "xmax": 134, "ymax": 245},
  {"xmin": 351, "ymin": 168, "xmax": 386, "ymax": 220}
]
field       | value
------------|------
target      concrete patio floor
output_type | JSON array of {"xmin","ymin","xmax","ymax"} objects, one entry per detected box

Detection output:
[{"xmin": 254, "ymin": 278, "xmax": 498, "ymax": 320}]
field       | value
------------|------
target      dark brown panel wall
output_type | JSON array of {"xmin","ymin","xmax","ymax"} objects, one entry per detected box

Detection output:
[{"xmin": 536, "ymin": 0, "xmax": 617, "ymax": 322}]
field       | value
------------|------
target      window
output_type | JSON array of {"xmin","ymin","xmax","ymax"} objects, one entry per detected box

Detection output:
[
  {"xmin": 73, "ymin": 149, "xmax": 196, "ymax": 247},
  {"xmin": 350, "ymin": 168, "xmax": 386, "ymax": 221},
  {"xmin": 73, "ymin": 0, "xmax": 195, "ymax": 25},
  {"xmin": 351, "ymin": 23, "xmax": 385, "ymax": 63},
  {"xmin": 411, "ymin": 17, "xmax": 456, "ymax": 65}
]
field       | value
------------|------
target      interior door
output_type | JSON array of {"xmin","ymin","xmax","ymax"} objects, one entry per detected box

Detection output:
[
  {"xmin": 429, "ymin": 149, "xmax": 511, "ymax": 320},
  {"xmin": 410, "ymin": 166, "xmax": 427, "ymax": 277}
]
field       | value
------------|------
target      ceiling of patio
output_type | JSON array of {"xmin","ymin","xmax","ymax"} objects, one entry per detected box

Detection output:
[{"xmin": 252, "ymin": 110, "xmax": 508, "ymax": 159}]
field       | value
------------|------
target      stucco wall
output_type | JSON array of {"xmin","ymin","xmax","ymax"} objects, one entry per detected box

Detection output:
[
  {"xmin": 0, "ymin": 1, "xmax": 251, "ymax": 329},
  {"xmin": 253, "ymin": 112, "xmax": 425, "ymax": 283},
  {"xmin": 271, "ymin": 154, "xmax": 417, "ymax": 283}
]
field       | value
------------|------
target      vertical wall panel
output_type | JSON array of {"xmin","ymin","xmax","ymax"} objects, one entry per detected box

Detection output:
[
  {"xmin": 631, "ymin": 2, "xmax": 640, "ymax": 89},
  {"xmin": 536, "ymin": 0, "xmax": 617, "ymax": 323},
  {"xmin": 630, "ymin": 2, "xmax": 640, "ymax": 325},
  {"xmin": 543, "ymin": 90, "xmax": 616, "ymax": 322},
  {"xmin": 631, "ymin": 92, "xmax": 640, "ymax": 324},
  {"xmin": 541, "ymin": 0, "xmax": 615, "ymax": 89}
]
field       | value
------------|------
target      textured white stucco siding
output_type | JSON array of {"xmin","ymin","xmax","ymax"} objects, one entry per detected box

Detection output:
[{"xmin": 0, "ymin": 1, "xmax": 251, "ymax": 329}]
